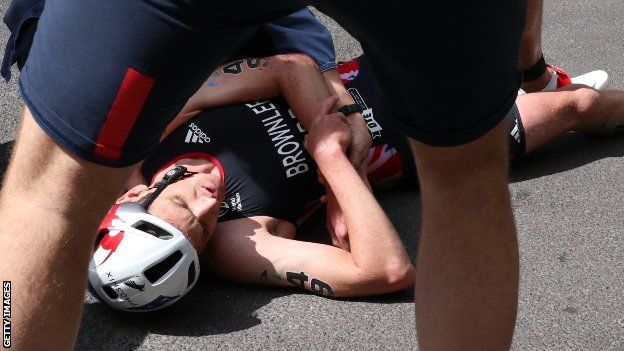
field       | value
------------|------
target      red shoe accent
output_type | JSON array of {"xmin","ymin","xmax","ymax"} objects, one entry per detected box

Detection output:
[{"xmin": 548, "ymin": 64, "xmax": 572, "ymax": 88}]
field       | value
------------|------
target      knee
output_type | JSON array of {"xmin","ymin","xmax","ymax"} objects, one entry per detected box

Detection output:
[{"xmin": 571, "ymin": 87, "xmax": 601, "ymax": 118}]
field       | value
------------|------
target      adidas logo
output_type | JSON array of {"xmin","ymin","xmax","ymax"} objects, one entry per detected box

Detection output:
[
  {"xmin": 510, "ymin": 118, "xmax": 521, "ymax": 144},
  {"xmin": 185, "ymin": 122, "xmax": 211, "ymax": 144}
]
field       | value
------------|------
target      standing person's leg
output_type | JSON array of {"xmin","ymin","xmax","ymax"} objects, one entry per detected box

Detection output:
[
  {"xmin": 0, "ymin": 0, "xmax": 299, "ymax": 349},
  {"xmin": 312, "ymin": 0, "xmax": 525, "ymax": 349},
  {"xmin": 410, "ymin": 120, "xmax": 518, "ymax": 349},
  {"xmin": 0, "ymin": 109, "xmax": 133, "ymax": 350},
  {"xmin": 518, "ymin": 0, "xmax": 609, "ymax": 92},
  {"xmin": 519, "ymin": 0, "xmax": 552, "ymax": 92}
]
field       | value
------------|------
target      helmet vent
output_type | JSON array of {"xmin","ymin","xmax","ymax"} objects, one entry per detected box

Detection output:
[
  {"xmin": 133, "ymin": 221, "xmax": 174, "ymax": 240},
  {"xmin": 187, "ymin": 263, "xmax": 196, "ymax": 287},
  {"xmin": 102, "ymin": 285, "xmax": 118, "ymax": 300},
  {"xmin": 144, "ymin": 250, "xmax": 183, "ymax": 283}
]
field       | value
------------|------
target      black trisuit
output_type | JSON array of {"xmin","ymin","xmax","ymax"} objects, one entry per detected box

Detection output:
[{"xmin": 141, "ymin": 56, "xmax": 415, "ymax": 224}]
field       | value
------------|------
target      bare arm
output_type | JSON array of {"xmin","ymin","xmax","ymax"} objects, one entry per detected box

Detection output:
[
  {"xmin": 318, "ymin": 69, "xmax": 373, "ymax": 251},
  {"xmin": 163, "ymin": 55, "xmax": 372, "ymax": 176},
  {"xmin": 200, "ymin": 97, "xmax": 413, "ymax": 297},
  {"xmin": 166, "ymin": 54, "xmax": 333, "ymax": 138},
  {"xmin": 304, "ymin": 98, "xmax": 412, "ymax": 281},
  {"xmin": 322, "ymin": 69, "xmax": 372, "ymax": 176},
  {"xmin": 202, "ymin": 213, "xmax": 413, "ymax": 298}
]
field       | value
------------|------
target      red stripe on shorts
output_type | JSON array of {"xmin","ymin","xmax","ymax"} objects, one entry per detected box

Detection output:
[{"xmin": 93, "ymin": 68, "xmax": 156, "ymax": 160}]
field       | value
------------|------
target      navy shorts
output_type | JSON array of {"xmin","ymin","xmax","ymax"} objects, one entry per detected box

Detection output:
[
  {"xmin": 17, "ymin": 0, "xmax": 525, "ymax": 167},
  {"xmin": 224, "ymin": 8, "xmax": 337, "ymax": 73}
]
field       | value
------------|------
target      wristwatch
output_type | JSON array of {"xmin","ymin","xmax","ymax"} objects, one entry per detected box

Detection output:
[{"xmin": 337, "ymin": 103, "xmax": 363, "ymax": 116}]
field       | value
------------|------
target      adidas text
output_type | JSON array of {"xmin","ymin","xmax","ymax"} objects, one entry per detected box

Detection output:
[{"xmin": 185, "ymin": 123, "xmax": 211, "ymax": 144}]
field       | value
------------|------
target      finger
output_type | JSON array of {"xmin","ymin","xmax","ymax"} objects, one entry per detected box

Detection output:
[
  {"xmin": 330, "ymin": 210, "xmax": 349, "ymax": 250},
  {"xmin": 342, "ymin": 238, "xmax": 351, "ymax": 252},
  {"xmin": 337, "ymin": 232, "xmax": 350, "ymax": 252},
  {"xmin": 320, "ymin": 96, "xmax": 340, "ymax": 116},
  {"xmin": 327, "ymin": 221, "xmax": 340, "ymax": 247},
  {"xmin": 330, "ymin": 235, "xmax": 340, "ymax": 248},
  {"xmin": 332, "ymin": 222, "xmax": 348, "ymax": 250}
]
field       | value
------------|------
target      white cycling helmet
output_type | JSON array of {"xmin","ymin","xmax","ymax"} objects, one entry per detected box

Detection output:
[{"xmin": 88, "ymin": 166, "xmax": 200, "ymax": 312}]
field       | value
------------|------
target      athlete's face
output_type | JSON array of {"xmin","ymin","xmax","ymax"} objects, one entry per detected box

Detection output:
[{"xmin": 118, "ymin": 166, "xmax": 225, "ymax": 253}]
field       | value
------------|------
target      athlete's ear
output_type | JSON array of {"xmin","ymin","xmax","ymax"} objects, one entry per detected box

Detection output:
[{"xmin": 116, "ymin": 184, "xmax": 150, "ymax": 204}]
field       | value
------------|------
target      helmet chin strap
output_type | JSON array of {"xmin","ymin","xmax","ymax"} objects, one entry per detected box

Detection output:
[{"xmin": 139, "ymin": 166, "xmax": 197, "ymax": 210}]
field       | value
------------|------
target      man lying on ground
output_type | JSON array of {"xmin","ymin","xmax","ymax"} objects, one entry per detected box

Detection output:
[
  {"xmin": 88, "ymin": 52, "xmax": 624, "ymax": 310},
  {"xmin": 0, "ymin": 0, "xmax": 530, "ymax": 349},
  {"xmin": 88, "ymin": 53, "xmax": 416, "ymax": 310}
]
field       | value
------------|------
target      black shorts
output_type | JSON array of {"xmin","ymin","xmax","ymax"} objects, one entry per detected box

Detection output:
[{"xmin": 19, "ymin": 0, "xmax": 525, "ymax": 167}]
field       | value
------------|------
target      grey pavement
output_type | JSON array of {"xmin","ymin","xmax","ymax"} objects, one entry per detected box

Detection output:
[{"xmin": 1, "ymin": 1, "xmax": 623, "ymax": 350}]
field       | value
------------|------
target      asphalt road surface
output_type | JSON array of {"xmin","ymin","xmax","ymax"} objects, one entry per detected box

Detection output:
[{"xmin": 1, "ymin": 1, "xmax": 623, "ymax": 350}]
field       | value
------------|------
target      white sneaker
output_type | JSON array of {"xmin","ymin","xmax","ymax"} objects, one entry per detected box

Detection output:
[
  {"xmin": 570, "ymin": 70, "xmax": 609, "ymax": 90},
  {"xmin": 541, "ymin": 64, "xmax": 609, "ymax": 91}
]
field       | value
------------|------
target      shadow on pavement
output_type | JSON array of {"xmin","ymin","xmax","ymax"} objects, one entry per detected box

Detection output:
[
  {"xmin": 77, "ymin": 273, "xmax": 289, "ymax": 350},
  {"xmin": 69, "ymin": 133, "xmax": 624, "ymax": 350},
  {"xmin": 510, "ymin": 133, "xmax": 624, "ymax": 183}
]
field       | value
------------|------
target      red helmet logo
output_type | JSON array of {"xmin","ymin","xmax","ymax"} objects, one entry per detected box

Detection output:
[
  {"xmin": 94, "ymin": 204, "xmax": 124, "ymax": 266},
  {"xmin": 95, "ymin": 230, "xmax": 125, "ymax": 267}
]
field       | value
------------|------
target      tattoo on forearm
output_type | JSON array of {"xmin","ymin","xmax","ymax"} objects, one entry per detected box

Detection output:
[
  {"xmin": 286, "ymin": 271, "xmax": 308, "ymax": 288},
  {"xmin": 246, "ymin": 57, "xmax": 271, "ymax": 69},
  {"xmin": 285, "ymin": 271, "xmax": 334, "ymax": 297},
  {"xmin": 310, "ymin": 278, "xmax": 334, "ymax": 296},
  {"xmin": 223, "ymin": 60, "xmax": 244, "ymax": 74},
  {"xmin": 222, "ymin": 58, "xmax": 272, "ymax": 75},
  {"xmin": 205, "ymin": 70, "xmax": 221, "ymax": 87},
  {"xmin": 260, "ymin": 268, "xmax": 282, "ymax": 281}
]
